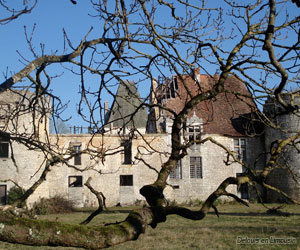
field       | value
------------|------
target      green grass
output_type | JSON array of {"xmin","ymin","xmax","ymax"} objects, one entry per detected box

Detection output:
[{"xmin": 0, "ymin": 204, "xmax": 299, "ymax": 250}]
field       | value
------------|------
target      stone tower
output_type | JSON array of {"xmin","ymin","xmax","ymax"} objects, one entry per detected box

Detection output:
[{"xmin": 264, "ymin": 93, "xmax": 300, "ymax": 202}]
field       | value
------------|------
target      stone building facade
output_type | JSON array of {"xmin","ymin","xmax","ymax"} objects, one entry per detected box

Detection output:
[
  {"xmin": 0, "ymin": 71, "xmax": 297, "ymax": 207},
  {"xmin": 0, "ymin": 89, "xmax": 50, "ymax": 206}
]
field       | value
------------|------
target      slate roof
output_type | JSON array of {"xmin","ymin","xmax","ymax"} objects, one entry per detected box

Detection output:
[{"xmin": 105, "ymin": 81, "xmax": 148, "ymax": 129}]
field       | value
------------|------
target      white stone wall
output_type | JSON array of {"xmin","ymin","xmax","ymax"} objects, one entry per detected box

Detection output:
[
  {"xmin": 165, "ymin": 135, "xmax": 240, "ymax": 203},
  {"xmin": 42, "ymin": 133, "xmax": 168, "ymax": 207},
  {"xmin": 0, "ymin": 90, "xmax": 50, "ymax": 206},
  {"xmin": 0, "ymin": 129, "xmax": 264, "ymax": 207}
]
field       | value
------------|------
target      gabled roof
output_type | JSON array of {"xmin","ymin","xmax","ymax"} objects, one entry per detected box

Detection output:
[
  {"xmin": 105, "ymin": 81, "xmax": 148, "ymax": 129},
  {"xmin": 156, "ymin": 73, "xmax": 260, "ymax": 137}
]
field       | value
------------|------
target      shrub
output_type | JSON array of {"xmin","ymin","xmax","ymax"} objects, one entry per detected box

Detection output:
[
  {"xmin": 134, "ymin": 199, "xmax": 146, "ymax": 206},
  {"xmin": 7, "ymin": 186, "xmax": 25, "ymax": 208},
  {"xmin": 168, "ymin": 200, "xmax": 178, "ymax": 206},
  {"xmin": 31, "ymin": 195, "xmax": 75, "ymax": 215},
  {"xmin": 187, "ymin": 199, "xmax": 203, "ymax": 207}
]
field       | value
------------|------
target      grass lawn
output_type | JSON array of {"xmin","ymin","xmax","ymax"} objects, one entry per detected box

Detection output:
[{"xmin": 0, "ymin": 203, "xmax": 299, "ymax": 250}]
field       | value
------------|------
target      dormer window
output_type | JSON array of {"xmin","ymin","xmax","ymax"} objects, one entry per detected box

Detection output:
[
  {"xmin": 187, "ymin": 125, "xmax": 201, "ymax": 143},
  {"xmin": 163, "ymin": 77, "xmax": 178, "ymax": 100},
  {"xmin": 186, "ymin": 112, "xmax": 202, "ymax": 145}
]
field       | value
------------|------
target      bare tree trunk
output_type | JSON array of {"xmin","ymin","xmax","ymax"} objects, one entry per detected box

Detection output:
[{"xmin": 0, "ymin": 207, "xmax": 157, "ymax": 249}]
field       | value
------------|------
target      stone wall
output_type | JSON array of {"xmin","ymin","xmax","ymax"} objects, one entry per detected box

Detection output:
[
  {"xmin": 165, "ymin": 135, "xmax": 264, "ymax": 203},
  {"xmin": 0, "ymin": 89, "xmax": 266, "ymax": 207},
  {"xmin": 264, "ymin": 94, "xmax": 300, "ymax": 202},
  {"xmin": 1, "ymin": 129, "xmax": 264, "ymax": 207},
  {"xmin": 44, "ymin": 133, "xmax": 168, "ymax": 207},
  {"xmin": 0, "ymin": 89, "xmax": 50, "ymax": 206}
]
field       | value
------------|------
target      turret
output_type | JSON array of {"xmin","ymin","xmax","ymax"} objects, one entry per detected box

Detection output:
[{"xmin": 263, "ymin": 93, "xmax": 300, "ymax": 202}]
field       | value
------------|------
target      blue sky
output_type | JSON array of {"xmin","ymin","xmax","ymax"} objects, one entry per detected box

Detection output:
[
  {"xmin": 1, "ymin": 1, "xmax": 164, "ymax": 126},
  {"xmin": 1, "ymin": 1, "xmax": 101, "ymax": 125},
  {"xmin": 1, "ymin": 1, "xmax": 299, "ymax": 126}
]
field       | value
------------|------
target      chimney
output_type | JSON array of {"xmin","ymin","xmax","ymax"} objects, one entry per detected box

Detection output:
[
  {"xmin": 191, "ymin": 68, "xmax": 201, "ymax": 84},
  {"xmin": 151, "ymin": 78, "xmax": 158, "ymax": 105}
]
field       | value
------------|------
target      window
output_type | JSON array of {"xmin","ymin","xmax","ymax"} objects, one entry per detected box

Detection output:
[
  {"xmin": 121, "ymin": 140, "xmax": 132, "ymax": 164},
  {"xmin": 15, "ymin": 102, "xmax": 26, "ymax": 111},
  {"xmin": 236, "ymin": 173, "xmax": 249, "ymax": 199},
  {"xmin": 190, "ymin": 157, "xmax": 202, "ymax": 178},
  {"xmin": 167, "ymin": 125, "xmax": 172, "ymax": 145},
  {"xmin": 163, "ymin": 77, "xmax": 178, "ymax": 99},
  {"xmin": 170, "ymin": 161, "xmax": 182, "ymax": 179},
  {"xmin": 120, "ymin": 175, "xmax": 133, "ymax": 186},
  {"xmin": 187, "ymin": 125, "xmax": 201, "ymax": 143},
  {"xmin": 0, "ymin": 104, "xmax": 9, "ymax": 125},
  {"xmin": 68, "ymin": 176, "xmax": 83, "ymax": 187},
  {"xmin": 0, "ymin": 140, "xmax": 9, "ymax": 158},
  {"xmin": 73, "ymin": 145, "xmax": 82, "ymax": 165},
  {"xmin": 234, "ymin": 138, "xmax": 246, "ymax": 162},
  {"xmin": 0, "ymin": 185, "xmax": 7, "ymax": 205}
]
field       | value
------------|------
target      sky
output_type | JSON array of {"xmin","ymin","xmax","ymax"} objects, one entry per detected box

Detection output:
[
  {"xmin": 1, "ymin": 1, "xmax": 163, "ymax": 127},
  {"xmin": 1, "ymin": 1, "xmax": 300, "ymax": 127},
  {"xmin": 0, "ymin": 1, "xmax": 99, "ymax": 125}
]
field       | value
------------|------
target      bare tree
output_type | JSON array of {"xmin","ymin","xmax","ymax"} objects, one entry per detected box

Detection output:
[
  {"xmin": 0, "ymin": 0, "xmax": 37, "ymax": 25},
  {"xmin": 0, "ymin": 0, "xmax": 300, "ymax": 248}
]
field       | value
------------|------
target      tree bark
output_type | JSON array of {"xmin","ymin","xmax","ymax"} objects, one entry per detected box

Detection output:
[{"xmin": 0, "ymin": 207, "xmax": 159, "ymax": 249}]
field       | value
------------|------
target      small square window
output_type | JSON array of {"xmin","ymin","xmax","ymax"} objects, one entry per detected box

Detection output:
[
  {"xmin": 120, "ymin": 175, "xmax": 133, "ymax": 186},
  {"xmin": 68, "ymin": 176, "xmax": 83, "ymax": 187}
]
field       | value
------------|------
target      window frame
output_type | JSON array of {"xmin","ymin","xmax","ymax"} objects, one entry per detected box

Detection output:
[
  {"xmin": 169, "ymin": 160, "xmax": 182, "ymax": 179},
  {"xmin": 190, "ymin": 156, "xmax": 203, "ymax": 179},
  {"xmin": 68, "ymin": 176, "xmax": 83, "ymax": 187},
  {"xmin": 121, "ymin": 140, "xmax": 132, "ymax": 165},
  {"xmin": 0, "ymin": 140, "xmax": 9, "ymax": 158},
  {"xmin": 236, "ymin": 173, "xmax": 249, "ymax": 199},
  {"xmin": 72, "ymin": 145, "xmax": 82, "ymax": 165},
  {"xmin": 162, "ymin": 77, "xmax": 178, "ymax": 100},
  {"xmin": 120, "ymin": 175, "xmax": 133, "ymax": 186},
  {"xmin": 234, "ymin": 138, "xmax": 247, "ymax": 162},
  {"xmin": 187, "ymin": 124, "xmax": 201, "ymax": 144},
  {"xmin": 0, "ymin": 104, "xmax": 10, "ymax": 126}
]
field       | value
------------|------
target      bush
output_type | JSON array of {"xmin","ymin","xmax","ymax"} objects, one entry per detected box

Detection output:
[
  {"xmin": 7, "ymin": 186, "xmax": 25, "ymax": 207},
  {"xmin": 134, "ymin": 199, "xmax": 146, "ymax": 206},
  {"xmin": 31, "ymin": 195, "xmax": 75, "ymax": 215},
  {"xmin": 187, "ymin": 199, "xmax": 203, "ymax": 207}
]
